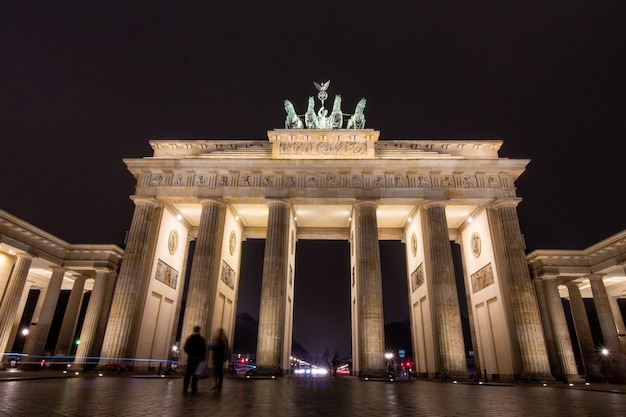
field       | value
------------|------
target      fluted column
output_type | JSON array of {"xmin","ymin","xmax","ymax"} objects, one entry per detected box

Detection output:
[
  {"xmin": 22, "ymin": 267, "xmax": 66, "ymax": 363},
  {"xmin": 589, "ymin": 275, "xmax": 626, "ymax": 381},
  {"xmin": 353, "ymin": 201, "xmax": 386, "ymax": 377},
  {"xmin": 256, "ymin": 200, "xmax": 290, "ymax": 374},
  {"xmin": 492, "ymin": 200, "xmax": 552, "ymax": 379},
  {"xmin": 565, "ymin": 281, "xmax": 602, "ymax": 380},
  {"xmin": 533, "ymin": 277, "xmax": 562, "ymax": 378},
  {"xmin": 180, "ymin": 199, "xmax": 225, "ymax": 346},
  {"xmin": 54, "ymin": 275, "xmax": 87, "ymax": 357},
  {"xmin": 91, "ymin": 272, "xmax": 118, "ymax": 359},
  {"xmin": 0, "ymin": 255, "xmax": 33, "ymax": 366},
  {"xmin": 541, "ymin": 276, "xmax": 580, "ymax": 381},
  {"xmin": 98, "ymin": 198, "xmax": 158, "ymax": 367},
  {"xmin": 423, "ymin": 202, "xmax": 466, "ymax": 377},
  {"xmin": 608, "ymin": 296, "xmax": 626, "ymax": 356},
  {"xmin": 74, "ymin": 269, "xmax": 110, "ymax": 370}
]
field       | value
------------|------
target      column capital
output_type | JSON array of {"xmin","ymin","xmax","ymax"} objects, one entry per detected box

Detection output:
[
  {"xmin": 93, "ymin": 267, "xmax": 113, "ymax": 275},
  {"xmin": 586, "ymin": 273, "xmax": 606, "ymax": 282},
  {"xmin": 354, "ymin": 200, "xmax": 378, "ymax": 209},
  {"xmin": 70, "ymin": 274, "xmax": 88, "ymax": 283},
  {"xmin": 491, "ymin": 198, "xmax": 522, "ymax": 210},
  {"xmin": 421, "ymin": 200, "xmax": 446, "ymax": 210},
  {"xmin": 266, "ymin": 199, "xmax": 291, "ymax": 209},
  {"xmin": 539, "ymin": 274, "xmax": 559, "ymax": 281},
  {"xmin": 199, "ymin": 198, "xmax": 224, "ymax": 208},
  {"xmin": 130, "ymin": 196, "xmax": 160, "ymax": 207}
]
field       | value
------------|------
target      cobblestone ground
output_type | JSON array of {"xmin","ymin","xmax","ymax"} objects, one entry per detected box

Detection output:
[{"xmin": 0, "ymin": 374, "xmax": 624, "ymax": 417}]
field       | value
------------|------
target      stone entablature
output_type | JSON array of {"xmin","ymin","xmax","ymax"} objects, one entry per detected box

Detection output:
[
  {"xmin": 149, "ymin": 129, "xmax": 504, "ymax": 160},
  {"xmin": 135, "ymin": 130, "xmax": 525, "ymax": 201},
  {"xmin": 137, "ymin": 169, "xmax": 515, "ymax": 194},
  {"xmin": 527, "ymin": 230, "xmax": 626, "ymax": 278},
  {"xmin": 0, "ymin": 209, "xmax": 123, "ymax": 274}
]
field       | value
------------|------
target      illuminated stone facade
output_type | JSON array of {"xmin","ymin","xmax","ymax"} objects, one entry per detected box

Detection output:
[{"xmin": 3, "ymin": 128, "xmax": 624, "ymax": 382}]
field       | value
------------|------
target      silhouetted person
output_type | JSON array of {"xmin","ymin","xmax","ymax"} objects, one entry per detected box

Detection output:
[
  {"xmin": 211, "ymin": 328, "xmax": 228, "ymax": 389},
  {"xmin": 183, "ymin": 325, "xmax": 207, "ymax": 394},
  {"xmin": 331, "ymin": 356, "xmax": 339, "ymax": 376}
]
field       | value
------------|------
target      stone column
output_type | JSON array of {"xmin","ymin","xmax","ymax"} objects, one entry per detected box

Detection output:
[
  {"xmin": 565, "ymin": 281, "xmax": 602, "ymax": 380},
  {"xmin": 54, "ymin": 275, "xmax": 87, "ymax": 357},
  {"xmin": 98, "ymin": 198, "xmax": 158, "ymax": 367},
  {"xmin": 74, "ymin": 269, "xmax": 110, "ymax": 370},
  {"xmin": 91, "ymin": 273, "xmax": 118, "ymax": 360},
  {"xmin": 180, "ymin": 199, "xmax": 225, "ymax": 346},
  {"xmin": 353, "ymin": 201, "xmax": 386, "ymax": 378},
  {"xmin": 422, "ymin": 202, "xmax": 466, "ymax": 378},
  {"xmin": 533, "ymin": 277, "xmax": 562, "ymax": 378},
  {"xmin": 608, "ymin": 296, "xmax": 626, "ymax": 355},
  {"xmin": 255, "ymin": 200, "xmax": 290, "ymax": 375},
  {"xmin": 540, "ymin": 276, "xmax": 580, "ymax": 381},
  {"xmin": 492, "ymin": 200, "xmax": 552, "ymax": 379},
  {"xmin": 21, "ymin": 267, "xmax": 66, "ymax": 365},
  {"xmin": 0, "ymin": 255, "xmax": 33, "ymax": 366},
  {"xmin": 588, "ymin": 275, "xmax": 626, "ymax": 381}
]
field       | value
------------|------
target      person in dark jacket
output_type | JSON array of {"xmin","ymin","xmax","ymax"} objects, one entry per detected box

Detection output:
[
  {"xmin": 183, "ymin": 325, "xmax": 207, "ymax": 393},
  {"xmin": 210, "ymin": 328, "xmax": 229, "ymax": 390}
]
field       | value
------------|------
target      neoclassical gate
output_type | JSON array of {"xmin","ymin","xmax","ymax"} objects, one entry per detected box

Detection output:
[{"xmin": 95, "ymin": 123, "xmax": 554, "ymax": 380}]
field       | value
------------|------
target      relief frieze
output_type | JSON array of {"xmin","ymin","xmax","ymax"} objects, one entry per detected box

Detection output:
[
  {"xmin": 471, "ymin": 263, "xmax": 494, "ymax": 293},
  {"xmin": 165, "ymin": 171, "xmax": 507, "ymax": 191},
  {"xmin": 411, "ymin": 263, "xmax": 424, "ymax": 293},
  {"xmin": 221, "ymin": 260, "xmax": 235, "ymax": 290}
]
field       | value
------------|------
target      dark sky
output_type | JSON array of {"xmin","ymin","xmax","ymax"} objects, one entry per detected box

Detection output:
[{"xmin": 2, "ymin": 2, "xmax": 626, "ymax": 358}]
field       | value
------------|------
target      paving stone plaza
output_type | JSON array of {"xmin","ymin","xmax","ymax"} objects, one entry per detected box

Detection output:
[{"xmin": 0, "ymin": 371, "xmax": 624, "ymax": 417}]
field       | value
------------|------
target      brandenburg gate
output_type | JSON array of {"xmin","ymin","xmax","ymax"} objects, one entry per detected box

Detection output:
[{"xmin": 96, "ymin": 85, "xmax": 554, "ymax": 380}]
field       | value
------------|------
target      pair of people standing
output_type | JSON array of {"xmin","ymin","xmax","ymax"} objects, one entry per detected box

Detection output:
[{"xmin": 183, "ymin": 326, "xmax": 229, "ymax": 393}]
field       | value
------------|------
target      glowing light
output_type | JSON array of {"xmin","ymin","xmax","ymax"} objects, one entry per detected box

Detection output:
[
  {"xmin": 235, "ymin": 215, "xmax": 239, "ymax": 221},
  {"xmin": 176, "ymin": 214, "xmax": 183, "ymax": 221},
  {"xmin": 98, "ymin": 373, "xmax": 103, "ymax": 377},
  {"xmin": 407, "ymin": 217, "xmax": 412, "ymax": 223},
  {"xmin": 21, "ymin": 328, "xmax": 29, "ymax": 336},
  {"xmin": 467, "ymin": 216, "xmax": 474, "ymax": 223}
]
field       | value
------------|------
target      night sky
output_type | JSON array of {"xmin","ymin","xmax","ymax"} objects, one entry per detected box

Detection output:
[{"xmin": 2, "ymin": 2, "xmax": 626, "ymax": 359}]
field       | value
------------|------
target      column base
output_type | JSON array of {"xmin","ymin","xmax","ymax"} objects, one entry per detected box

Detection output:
[{"xmin": 561, "ymin": 374, "xmax": 585, "ymax": 384}]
